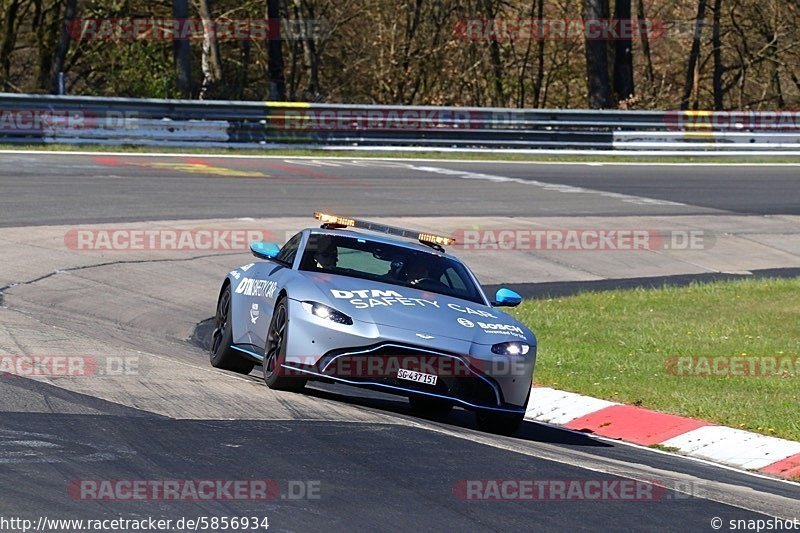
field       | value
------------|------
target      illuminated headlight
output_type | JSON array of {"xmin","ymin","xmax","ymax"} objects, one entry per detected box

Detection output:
[
  {"xmin": 491, "ymin": 342, "xmax": 531, "ymax": 356},
  {"xmin": 301, "ymin": 301, "xmax": 353, "ymax": 325}
]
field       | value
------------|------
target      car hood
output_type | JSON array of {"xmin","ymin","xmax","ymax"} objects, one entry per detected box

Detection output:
[{"xmin": 295, "ymin": 271, "xmax": 534, "ymax": 346}]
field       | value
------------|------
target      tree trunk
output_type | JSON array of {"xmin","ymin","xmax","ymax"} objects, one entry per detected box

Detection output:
[
  {"xmin": 287, "ymin": 34, "xmax": 300, "ymax": 100},
  {"xmin": 292, "ymin": 0, "xmax": 319, "ymax": 99},
  {"xmin": 636, "ymin": 0, "xmax": 655, "ymax": 95},
  {"xmin": 172, "ymin": 0, "xmax": 192, "ymax": 98},
  {"xmin": 533, "ymin": 0, "xmax": 546, "ymax": 107},
  {"xmin": 612, "ymin": 0, "xmax": 634, "ymax": 103},
  {"xmin": 769, "ymin": 6, "xmax": 783, "ymax": 108},
  {"xmin": 239, "ymin": 39, "xmax": 251, "ymax": 100},
  {"xmin": 480, "ymin": 0, "xmax": 504, "ymax": 106},
  {"xmin": 50, "ymin": 0, "xmax": 77, "ymax": 94},
  {"xmin": 394, "ymin": 0, "xmax": 423, "ymax": 104},
  {"xmin": 584, "ymin": 0, "xmax": 611, "ymax": 108},
  {"xmin": 266, "ymin": 0, "xmax": 286, "ymax": 100},
  {"xmin": 0, "ymin": 0, "xmax": 22, "ymax": 90},
  {"xmin": 198, "ymin": 0, "xmax": 224, "ymax": 99},
  {"xmin": 680, "ymin": 0, "xmax": 708, "ymax": 110},
  {"xmin": 518, "ymin": 0, "xmax": 539, "ymax": 107},
  {"xmin": 33, "ymin": 0, "xmax": 60, "ymax": 92},
  {"xmin": 711, "ymin": 0, "xmax": 723, "ymax": 110}
]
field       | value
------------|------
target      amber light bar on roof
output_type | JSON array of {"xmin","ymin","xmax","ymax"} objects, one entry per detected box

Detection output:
[
  {"xmin": 314, "ymin": 212, "xmax": 355, "ymax": 227},
  {"xmin": 418, "ymin": 233, "xmax": 455, "ymax": 246},
  {"xmin": 313, "ymin": 212, "xmax": 455, "ymax": 247}
]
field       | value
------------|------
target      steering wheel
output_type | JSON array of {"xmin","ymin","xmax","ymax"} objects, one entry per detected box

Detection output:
[{"xmin": 411, "ymin": 278, "xmax": 448, "ymax": 291}]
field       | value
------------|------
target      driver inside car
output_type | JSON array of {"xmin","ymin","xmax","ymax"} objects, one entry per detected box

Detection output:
[
  {"xmin": 404, "ymin": 260, "xmax": 432, "ymax": 286},
  {"xmin": 313, "ymin": 236, "xmax": 338, "ymax": 270}
]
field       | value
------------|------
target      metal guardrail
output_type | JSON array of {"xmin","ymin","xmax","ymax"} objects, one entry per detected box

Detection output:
[{"xmin": 1, "ymin": 92, "xmax": 799, "ymax": 152}]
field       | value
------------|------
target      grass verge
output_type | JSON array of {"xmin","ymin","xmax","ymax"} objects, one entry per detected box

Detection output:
[
  {"xmin": 2, "ymin": 143, "xmax": 800, "ymax": 164},
  {"xmin": 511, "ymin": 277, "xmax": 800, "ymax": 441}
]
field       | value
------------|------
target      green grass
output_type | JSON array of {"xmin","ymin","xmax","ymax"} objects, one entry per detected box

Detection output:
[
  {"xmin": 511, "ymin": 277, "xmax": 800, "ymax": 441},
  {"xmin": 3, "ymin": 143, "xmax": 800, "ymax": 164}
]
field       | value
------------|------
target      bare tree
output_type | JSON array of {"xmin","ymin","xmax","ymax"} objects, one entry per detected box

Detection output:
[
  {"xmin": 291, "ymin": 0, "xmax": 320, "ymax": 99},
  {"xmin": 613, "ymin": 0, "xmax": 634, "ymax": 102},
  {"xmin": 533, "ymin": 0, "xmax": 546, "ymax": 107},
  {"xmin": 32, "ymin": 0, "xmax": 60, "ymax": 92},
  {"xmin": 393, "ymin": 0, "xmax": 423, "ymax": 104},
  {"xmin": 4, "ymin": 0, "xmax": 800, "ymax": 110},
  {"xmin": 173, "ymin": 0, "xmax": 192, "ymax": 98},
  {"xmin": 0, "ymin": 0, "xmax": 23, "ymax": 90},
  {"xmin": 711, "ymin": 0, "xmax": 723, "ymax": 109},
  {"xmin": 51, "ymin": 0, "xmax": 77, "ymax": 94},
  {"xmin": 584, "ymin": 0, "xmax": 611, "ymax": 108},
  {"xmin": 198, "ymin": 0, "xmax": 224, "ymax": 99},
  {"xmin": 636, "ymin": 0, "xmax": 654, "ymax": 94},
  {"xmin": 480, "ymin": 0, "xmax": 505, "ymax": 106},
  {"xmin": 267, "ymin": 0, "xmax": 286, "ymax": 100},
  {"xmin": 681, "ymin": 0, "xmax": 708, "ymax": 110},
  {"xmin": 764, "ymin": 3, "xmax": 784, "ymax": 108}
]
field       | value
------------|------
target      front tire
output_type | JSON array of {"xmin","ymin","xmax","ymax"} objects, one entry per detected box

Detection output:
[
  {"xmin": 263, "ymin": 297, "xmax": 307, "ymax": 392},
  {"xmin": 210, "ymin": 284, "xmax": 255, "ymax": 375}
]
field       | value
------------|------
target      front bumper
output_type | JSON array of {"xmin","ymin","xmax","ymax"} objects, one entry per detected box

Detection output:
[
  {"xmin": 283, "ymin": 342, "xmax": 531, "ymax": 414},
  {"xmin": 284, "ymin": 299, "xmax": 535, "ymax": 409}
]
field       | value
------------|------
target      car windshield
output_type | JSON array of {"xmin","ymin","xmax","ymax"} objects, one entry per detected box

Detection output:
[{"xmin": 299, "ymin": 233, "xmax": 485, "ymax": 305}]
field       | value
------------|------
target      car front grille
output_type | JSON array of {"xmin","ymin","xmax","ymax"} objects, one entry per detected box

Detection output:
[{"xmin": 318, "ymin": 343, "xmax": 501, "ymax": 407}]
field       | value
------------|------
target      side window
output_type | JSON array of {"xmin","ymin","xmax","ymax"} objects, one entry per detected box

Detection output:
[{"xmin": 275, "ymin": 233, "xmax": 303, "ymax": 267}]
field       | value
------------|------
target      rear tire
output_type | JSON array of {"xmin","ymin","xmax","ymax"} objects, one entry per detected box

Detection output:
[
  {"xmin": 408, "ymin": 396, "xmax": 453, "ymax": 419},
  {"xmin": 210, "ymin": 284, "xmax": 255, "ymax": 375},
  {"xmin": 263, "ymin": 297, "xmax": 307, "ymax": 392},
  {"xmin": 475, "ymin": 411, "xmax": 524, "ymax": 436}
]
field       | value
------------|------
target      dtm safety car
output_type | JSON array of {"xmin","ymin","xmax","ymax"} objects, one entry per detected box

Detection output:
[{"xmin": 210, "ymin": 213, "xmax": 537, "ymax": 434}]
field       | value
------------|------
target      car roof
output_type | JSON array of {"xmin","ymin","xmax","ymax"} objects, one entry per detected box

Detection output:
[{"xmin": 303, "ymin": 227, "xmax": 463, "ymax": 261}]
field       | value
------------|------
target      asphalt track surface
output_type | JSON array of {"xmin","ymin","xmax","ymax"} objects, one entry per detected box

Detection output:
[
  {"xmin": 3, "ymin": 152, "xmax": 800, "ymax": 227},
  {"xmin": 0, "ymin": 152, "xmax": 798, "ymax": 532}
]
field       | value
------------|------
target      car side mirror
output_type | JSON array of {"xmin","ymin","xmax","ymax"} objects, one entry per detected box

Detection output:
[
  {"xmin": 492, "ymin": 288, "xmax": 522, "ymax": 307},
  {"xmin": 250, "ymin": 241, "xmax": 281, "ymax": 260}
]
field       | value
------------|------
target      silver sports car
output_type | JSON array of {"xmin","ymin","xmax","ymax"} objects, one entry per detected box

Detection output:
[{"xmin": 210, "ymin": 213, "xmax": 537, "ymax": 435}]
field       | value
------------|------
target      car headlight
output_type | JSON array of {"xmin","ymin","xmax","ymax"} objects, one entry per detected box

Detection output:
[
  {"xmin": 491, "ymin": 341, "xmax": 531, "ymax": 356},
  {"xmin": 301, "ymin": 301, "xmax": 353, "ymax": 325}
]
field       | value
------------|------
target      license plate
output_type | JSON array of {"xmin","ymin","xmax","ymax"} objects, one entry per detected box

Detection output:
[{"xmin": 397, "ymin": 368, "xmax": 437, "ymax": 386}]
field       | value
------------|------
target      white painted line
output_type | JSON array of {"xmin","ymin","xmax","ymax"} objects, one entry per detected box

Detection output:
[
  {"xmin": 282, "ymin": 159, "xmax": 342, "ymax": 167},
  {"xmin": 584, "ymin": 430, "xmax": 800, "ymax": 488},
  {"xmin": 421, "ymin": 420, "xmax": 800, "ymax": 519},
  {"xmin": 404, "ymin": 164, "xmax": 688, "ymax": 206},
  {"xmin": 662, "ymin": 426, "xmax": 800, "ymax": 470},
  {"xmin": 2, "ymin": 149, "xmax": 800, "ymax": 166},
  {"xmin": 317, "ymin": 146, "xmax": 800, "ymax": 158},
  {"xmin": 525, "ymin": 387, "xmax": 619, "ymax": 424}
]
